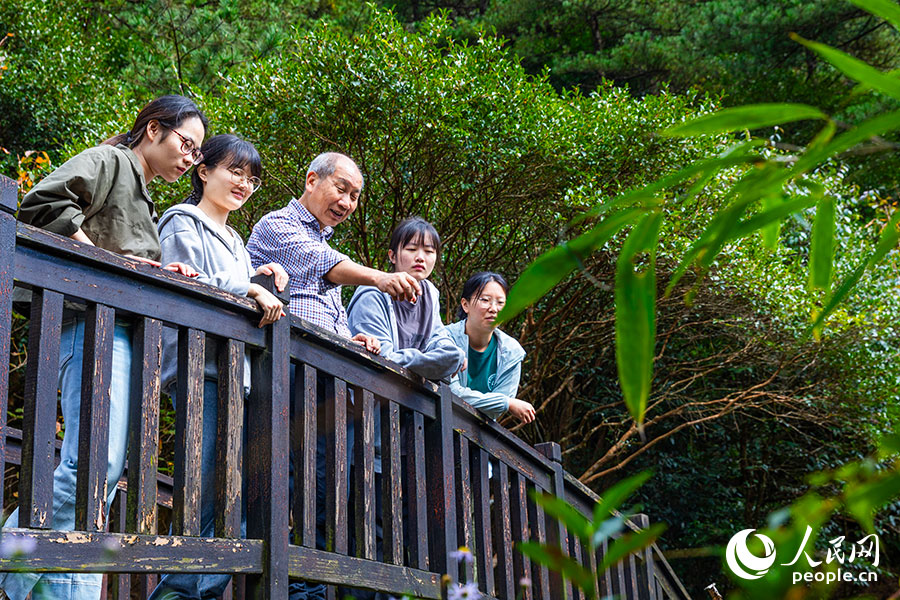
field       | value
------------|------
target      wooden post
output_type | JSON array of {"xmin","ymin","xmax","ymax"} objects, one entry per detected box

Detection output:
[
  {"xmin": 635, "ymin": 513, "xmax": 657, "ymax": 600},
  {"xmin": 535, "ymin": 442, "xmax": 573, "ymax": 600},
  {"xmin": 0, "ymin": 174, "xmax": 17, "ymax": 509},
  {"xmin": 246, "ymin": 316, "xmax": 290, "ymax": 598}
]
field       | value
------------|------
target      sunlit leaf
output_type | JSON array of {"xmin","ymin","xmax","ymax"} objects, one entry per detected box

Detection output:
[
  {"xmin": 811, "ymin": 210, "xmax": 900, "ymax": 334},
  {"xmin": 809, "ymin": 195, "xmax": 835, "ymax": 293},
  {"xmin": 846, "ymin": 472, "xmax": 900, "ymax": 532},
  {"xmin": 664, "ymin": 104, "xmax": 828, "ymax": 137},
  {"xmin": 757, "ymin": 194, "xmax": 783, "ymax": 250},
  {"xmin": 792, "ymin": 34, "xmax": 900, "ymax": 101},
  {"xmin": 615, "ymin": 212, "xmax": 662, "ymax": 425},
  {"xmin": 849, "ymin": 0, "xmax": 900, "ymax": 31}
]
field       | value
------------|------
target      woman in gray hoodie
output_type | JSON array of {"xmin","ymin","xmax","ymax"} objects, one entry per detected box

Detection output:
[{"xmin": 151, "ymin": 135, "xmax": 287, "ymax": 600}]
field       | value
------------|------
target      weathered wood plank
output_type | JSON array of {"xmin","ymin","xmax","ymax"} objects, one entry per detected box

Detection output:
[
  {"xmin": 293, "ymin": 363, "xmax": 317, "ymax": 547},
  {"xmin": 471, "ymin": 448, "xmax": 494, "ymax": 596},
  {"xmin": 0, "ymin": 178, "xmax": 17, "ymax": 511},
  {"xmin": 287, "ymin": 545, "xmax": 440, "ymax": 599},
  {"xmin": 246, "ymin": 317, "xmax": 291, "ymax": 597},
  {"xmin": 352, "ymin": 386, "xmax": 376, "ymax": 560},
  {"xmin": 405, "ymin": 410, "xmax": 428, "ymax": 570},
  {"xmin": 454, "ymin": 433, "xmax": 475, "ymax": 584},
  {"xmin": 510, "ymin": 470, "xmax": 533, "ymax": 600},
  {"xmin": 75, "ymin": 303, "xmax": 115, "ymax": 532},
  {"xmin": 126, "ymin": 317, "xmax": 161, "ymax": 534},
  {"xmin": 173, "ymin": 327, "xmax": 204, "ymax": 536},
  {"xmin": 425, "ymin": 385, "xmax": 458, "ymax": 579},
  {"xmin": 527, "ymin": 484, "xmax": 551, "ymax": 599},
  {"xmin": 324, "ymin": 377, "xmax": 348, "ymax": 554},
  {"xmin": 108, "ymin": 487, "xmax": 131, "ymax": 599},
  {"xmin": 0, "ymin": 529, "xmax": 262, "ymax": 572},
  {"xmin": 291, "ymin": 338, "xmax": 437, "ymax": 420},
  {"xmin": 381, "ymin": 398, "xmax": 402, "ymax": 565},
  {"xmin": 491, "ymin": 462, "xmax": 513, "ymax": 598},
  {"xmin": 20, "ymin": 288, "xmax": 63, "ymax": 529},
  {"xmin": 216, "ymin": 339, "xmax": 244, "ymax": 538}
]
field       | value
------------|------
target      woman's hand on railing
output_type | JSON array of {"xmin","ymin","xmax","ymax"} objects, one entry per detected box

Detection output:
[
  {"xmin": 248, "ymin": 283, "xmax": 287, "ymax": 327},
  {"xmin": 162, "ymin": 261, "xmax": 199, "ymax": 277},
  {"xmin": 508, "ymin": 398, "xmax": 536, "ymax": 424},
  {"xmin": 255, "ymin": 262, "xmax": 289, "ymax": 292},
  {"xmin": 351, "ymin": 333, "xmax": 381, "ymax": 354}
]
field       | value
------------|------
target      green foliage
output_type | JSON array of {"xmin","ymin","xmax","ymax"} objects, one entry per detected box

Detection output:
[{"xmin": 520, "ymin": 472, "xmax": 666, "ymax": 599}]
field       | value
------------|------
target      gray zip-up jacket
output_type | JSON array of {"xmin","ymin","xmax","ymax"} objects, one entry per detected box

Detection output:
[
  {"xmin": 158, "ymin": 203, "xmax": 254, "ymax": 394},
  {"xmin": 346, "ymin": 280, "xmax": 464, "ymax": 380},
  {"xmin": 446, "ymin": 319, "xmax": 526, "ymax": 419}
]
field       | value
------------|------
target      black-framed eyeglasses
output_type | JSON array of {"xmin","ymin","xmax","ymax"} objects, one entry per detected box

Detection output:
[
  {"xmin": 171, "ymin": 129, "xmax": 203, "ymax": 164},
  {"xmin": 228, "ymin": 168, "xmax": 262, "ymax": 193}
]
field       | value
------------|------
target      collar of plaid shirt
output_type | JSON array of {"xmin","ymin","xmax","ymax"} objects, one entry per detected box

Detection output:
[{"xmin": 290, "ymin": 197, "xmax": 336, "ymax": 239}]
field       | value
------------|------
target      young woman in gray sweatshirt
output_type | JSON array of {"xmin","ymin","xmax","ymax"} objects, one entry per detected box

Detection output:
[{"xmin": 151, "ymin": 134, "xmax": 287, "ymax": 600}]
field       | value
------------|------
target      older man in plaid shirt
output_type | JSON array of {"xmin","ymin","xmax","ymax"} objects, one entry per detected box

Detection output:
[
  {"xmin": 247, "ymin": 151, "xmax": 418, "ymax": 600},
  {"xmin": 248, "ymin": 152, "xmax": 419, "ymax": 343}
]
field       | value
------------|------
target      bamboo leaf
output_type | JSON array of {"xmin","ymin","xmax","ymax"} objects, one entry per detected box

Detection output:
[
  {"xmin": 664, "ymin": 104, "xmax": 828, "ymax": 137},
  {"xmin": 615, "ymin": 212, "xmax": 662, "ymax": 425},
  {"xmin": 845, "ymin": 472, "xmax": 900, "ymax": 532},
  {"xmin": 532, "ymin": 490, "xmax": 593, "ymax": 543},
  {"xmin": 811, "ymin": 210, "xmax": 900, "ymax": 334},
  {"xmin": 497, "ymin": 208, "xmax": 644, "ymax": 324},
  {"xmin": 809, "ymin": 195, "xmax": 836, "ymax": 292},
  {"xmin": 597, "ymin": 524, "xmax": 667, "ymax": 574},
  {"xmin": 518, "ymin": 541, "xmax": 597, "ymax": 597},
  {"xmin": 758, "ymin": 195, "xmax": 783, "ymax": 250},
  {"xmin": 593, "ymin": 470, "xmax": 653, "ymax": 527},
  {"xmin": 792, "ymin": 34, "xmax": 900, "ymax": 102},
  {"xmin": 848, "ymin": 0, "xmax": 900, "ymax": 31}
]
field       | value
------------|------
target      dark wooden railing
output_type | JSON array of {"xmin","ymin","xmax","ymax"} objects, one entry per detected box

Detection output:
[{"xmin": 0, "ymin": 174, "xmax": 690, "ymax": 599}]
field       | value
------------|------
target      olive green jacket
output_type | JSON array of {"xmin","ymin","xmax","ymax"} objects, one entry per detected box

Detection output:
[{"xmin": 18, "ymin": 144, "xmax": 161, "ymax": 260}]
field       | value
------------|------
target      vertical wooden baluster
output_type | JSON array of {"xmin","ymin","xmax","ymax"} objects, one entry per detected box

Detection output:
[
  {"xmin": 454, "ymin": 434, "xmax": 475, "ymax": 584},
  {"xmin": 636, "ymin": 514, "xmax": 658, "ymax": 600},
  {"xmin": 352, "ymin": 386, "xmax": 376, "ymax": 559},
  {"xmin": 527, "ymin": 484, "xmax": 551, "ymax": 599},
  {"xmin": 597, "ymin": 540, "xmax": 613, "ymax": 599},
  {"xmin": 471, "ymin": 448, "xmax": 494, "ymax": 596},
  {"xmin": 325, "ymin": 377, "xmax": 348, "ymax": 554},
  {"xmin": 173, "ymin": 328, "xmax": 204, "ymax": 536},
  {"xmin": 510, "ymin": 470, "xmax": 533, "ymax": 600},
  {"xmin": 381, "ymin": 398, "xmax": 403, "ymax": 565},
  {"xmin": 294, "ymin": 364, "xmax": 317, "ymax": 547},
  {"xmin": 216, "ymin": 339, "xmax": 244, "ymax": 538},
  {"xmin": 246, "ymin": 317, "xmax": 290, "ymax": 598},
  {"xmin": 75, "ymin": 302, "xmax": 115, "ymax": 531},
  {"xmin": 425, "ymin": 385, "xmax": 458, "ymax": 579},
  {"xmin": 491, "ymin": 461, "xmax": 513, "ymax": 597},
  {"xmin": 20, "ymin": 288, "xmax": 63, "ymax": 528},
  {"xmin": 127, "ymin": 318, "xmax": 161, "ymax": 535},
  {"xmin": 404, "ymin": 411, "xmax": 428, "ymax": 570},
  {"xmin": 109, "ymin": 486, "xmax": 130, "ymax": 599}
]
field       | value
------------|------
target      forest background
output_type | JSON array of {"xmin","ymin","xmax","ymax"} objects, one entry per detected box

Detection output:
[{"xmin": 2, "ymin": 0, "xmax": 899, "ymax": 597}]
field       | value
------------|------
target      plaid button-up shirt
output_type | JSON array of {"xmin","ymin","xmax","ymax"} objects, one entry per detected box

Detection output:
[{"xmin": 247, "ymin": 199, "xmax": 351, "ymax": 337}]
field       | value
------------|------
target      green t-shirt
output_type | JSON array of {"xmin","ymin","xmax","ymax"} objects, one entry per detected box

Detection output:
[{"xmin": 467, "ymin": 333, "xmax": 499, "ymax": 393}]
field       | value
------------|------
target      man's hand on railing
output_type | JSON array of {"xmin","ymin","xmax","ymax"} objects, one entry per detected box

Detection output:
[
  {"xmin": 255, "ymin": 262, "xmax": 288, "ymax": 292},
  {"xmin": 351, "ymin": 333, "xmax": 381, "ymax": 354},
  {"xmin": 508, "ymin": 398, "xmax": 536, "ymax": 424}
]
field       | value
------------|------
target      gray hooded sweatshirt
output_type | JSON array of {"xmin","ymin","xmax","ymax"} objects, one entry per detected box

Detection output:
[
  {"xmin": 446, "ymin": 320, "xmax": 526, "ymax": 419},
  {"xmin": 158, "ymin": 203, "xmax": 254, "ymax": 394},
  {"xmin": 346, "ymin": 280, "xmax": 465, "ymax": 380}
]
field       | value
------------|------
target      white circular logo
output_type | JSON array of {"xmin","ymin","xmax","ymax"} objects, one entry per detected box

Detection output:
[{"xmin": 726, "ymin": 529, "xmax": 777, "ymax": 580}]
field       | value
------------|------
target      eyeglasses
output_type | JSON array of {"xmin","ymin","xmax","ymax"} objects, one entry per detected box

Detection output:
[
  {"xmin": 228, "ymin": 168, "xmax": 262, "ymax": 192},
  {"xmin": 171, "ymin": 129, "xmax": 204, "ymax": 164},
  {"xmin": 475, "ymin": 296, "xmax": 505, "ymax": 310}
]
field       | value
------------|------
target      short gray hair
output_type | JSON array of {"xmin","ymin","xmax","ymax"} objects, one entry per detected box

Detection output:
[{"xmin": 306, "ymin": 152, "xmax": 364, "ymax": 189}]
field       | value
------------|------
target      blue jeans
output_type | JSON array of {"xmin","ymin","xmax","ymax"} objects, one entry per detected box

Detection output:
[
  {"xmin": 0, "ymin": 316, "xmax": 133, "ymax": 600},
  {"xmin": 148, "ymin": 380, "xmax": 246, "ymax": 600}
]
